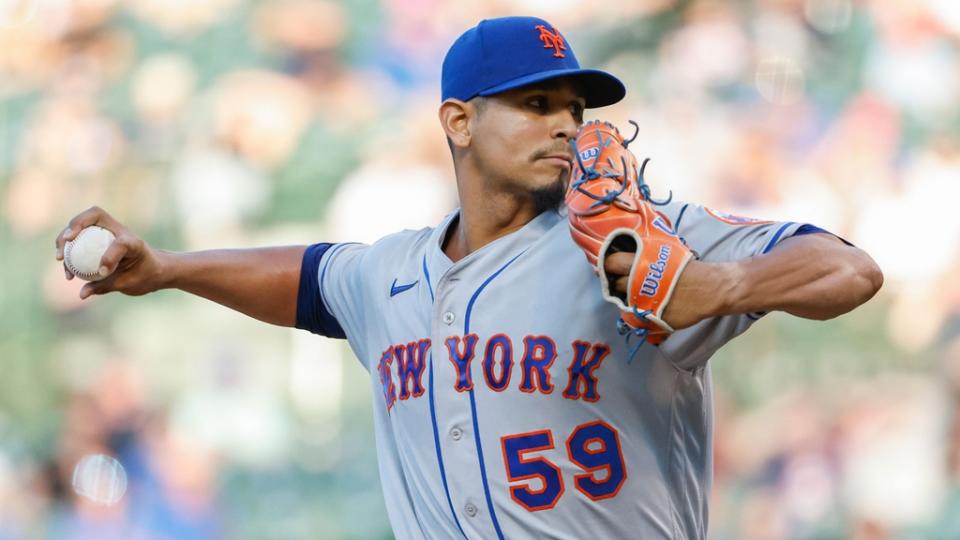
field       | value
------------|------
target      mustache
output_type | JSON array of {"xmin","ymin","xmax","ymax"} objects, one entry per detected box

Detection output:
[{"xmin": 531, "ymin": 145, "xmax": 574, "ymax": 160}]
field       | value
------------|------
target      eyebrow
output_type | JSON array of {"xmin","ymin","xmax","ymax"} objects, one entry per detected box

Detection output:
[{"xmin": 521, "ymin": 79, "xmax": 587, "ymax": 99}]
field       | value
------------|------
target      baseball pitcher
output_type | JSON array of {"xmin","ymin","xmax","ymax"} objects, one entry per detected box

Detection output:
[{"xmin": 55, "ymin": 16, "xmax": 882, "ymax": 540}]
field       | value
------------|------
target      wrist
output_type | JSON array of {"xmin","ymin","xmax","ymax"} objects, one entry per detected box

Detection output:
[
  {"xmin": 154, "ymin": 249, "xmax": 181, "ymax": 291},
  {"xmin": 663, "ymin": 259, "xmax": 742, "ymax": 329},
  {"xmin": 714, "ymin": 260, "xmax": 747, "ymax": 317}
]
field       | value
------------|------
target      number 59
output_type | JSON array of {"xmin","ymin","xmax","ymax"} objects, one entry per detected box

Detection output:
[{"xmin": 499, "ymin": 420, "xmax": 627, "ymax": 511}]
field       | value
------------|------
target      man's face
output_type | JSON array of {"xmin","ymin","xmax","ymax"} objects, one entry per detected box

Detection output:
[{"xmin": 468, "ymin": 79, "xmax": 586, "ymax": 211}]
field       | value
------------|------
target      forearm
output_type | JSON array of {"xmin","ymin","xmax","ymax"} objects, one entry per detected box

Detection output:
[
  {"xmin": 663, "ymin": 234, "xmax": 883, "ymax": 328},
  {"xmin": 719, "ymin": 234, "xmax": 883, "ymax": 320},
  {"xmin": 158, "ymin": 246, "xmax": 307, "ymax": 327}
]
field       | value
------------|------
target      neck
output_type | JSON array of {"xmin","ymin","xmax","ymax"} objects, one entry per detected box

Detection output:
[{"xmin": 443, "ymin": 168, "xmax": 547, "ymax": 263}]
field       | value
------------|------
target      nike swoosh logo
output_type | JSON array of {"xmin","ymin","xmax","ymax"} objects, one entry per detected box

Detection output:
[{"xmin": 390, "ymin": 279, "xmax": 419, "ymax": 297}]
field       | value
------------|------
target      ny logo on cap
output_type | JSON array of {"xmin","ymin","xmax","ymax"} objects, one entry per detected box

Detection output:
[{"xmin": 535, "ymin": 24, "xmax": 566, "ymax": 58}]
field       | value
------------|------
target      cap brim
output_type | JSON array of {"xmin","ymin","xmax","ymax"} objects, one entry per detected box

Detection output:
[{"xmin": 478, "ymin": 68, "xmax": 625, "ymax": 108}]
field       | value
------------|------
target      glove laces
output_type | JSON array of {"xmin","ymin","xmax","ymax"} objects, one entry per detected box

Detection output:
[
  {"xmin": 569, "ymin": 120, "xmax": 674, "ymax": 210},
  {"xmin": 568, "ymin": 130, "xmax": 628, "ymax": 209},
  {"xmin": 623, "ymin": 121, "xmax": 673, "ymax": 206},
  {"xmin": 617, "ymin": 307, "xmax": 654, "ymax": 364}
]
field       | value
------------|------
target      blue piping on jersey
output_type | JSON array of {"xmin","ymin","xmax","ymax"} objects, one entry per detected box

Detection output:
[
  {"xmin": 422, "ymin": 255, "xmax": 435, "ymax": 302},
  {"xmin": 422, "ymin": 254, "xmax": 468, "ymax": 539},
  {"xmin": 761, "ymin": 222, "xmax": 795, "ymax": 254},
  {"xmin": 463, "ymin": 250, "xmax": 527, "ymax": 540},
  {"xmin": 428, "ymin": 356, "xmax": 466, "ymax": 538},
  {"xmin": 674, "ymin": 203, "xmax": 690, "ymax": 232}
]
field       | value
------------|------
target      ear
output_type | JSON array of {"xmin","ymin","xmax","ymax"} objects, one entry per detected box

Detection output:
[{"xmin": 439, "ymin": 99, "xmax": 473, "ymax": 150}]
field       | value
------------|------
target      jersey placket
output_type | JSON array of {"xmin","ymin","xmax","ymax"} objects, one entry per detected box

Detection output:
[
  {"xmin": 430, "ymin": 261, "xmax": 498, "ymax": 540},
  {"xmin": 418, "ymin": 210, "xmax": 565, "ymax": 539}
]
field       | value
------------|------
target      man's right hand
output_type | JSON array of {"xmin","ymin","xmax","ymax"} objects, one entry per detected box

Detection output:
[
  {"xmin": 54, "ymin": 206, "xmax": 307, "ymax": 326},
  {"xmin": 55, "ymin": 206, "xmax": 168, "ymax": 300}
]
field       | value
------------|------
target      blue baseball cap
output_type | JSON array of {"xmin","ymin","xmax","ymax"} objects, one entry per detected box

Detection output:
[{"xmin": 441, "ymin": 16, "xmax": 625, "ymax": 108}]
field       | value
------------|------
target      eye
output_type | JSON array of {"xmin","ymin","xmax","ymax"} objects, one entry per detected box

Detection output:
[
  {"xmin": 570, "ymin": 101, "xmax": 585, "ymax": 120},
  {"xmin": 528, "ymin": 96, "xmax": 548, "ymax": 110}
]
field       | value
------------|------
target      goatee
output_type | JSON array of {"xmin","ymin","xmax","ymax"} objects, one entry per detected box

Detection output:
[{"xmin": 531, "ymin": 171, "xmax": 569, "ymax": 214}]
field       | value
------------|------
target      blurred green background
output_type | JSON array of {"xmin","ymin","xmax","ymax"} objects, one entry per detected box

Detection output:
[{"xmin": 1, "ymin": 0, "xmax": 959, "ymax": 538}]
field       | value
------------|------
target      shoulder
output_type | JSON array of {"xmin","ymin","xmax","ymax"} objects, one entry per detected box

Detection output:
[
  {"xmin": 654, "ymin": 199, "xmax": 693, "ymax": 227},
  {"xmin": 333, "ymin": 227, "xmax": 434, "ymax": 278},
  {"xmin": 365, "ymin": 209, "xmax": 458, "ymax": 259},
  {"xmin": 319, "ymin": 225, "xmax": 438, "ymax": 301},
  {"xmin": 367, "ymin": 226, "xmax": 434, "ymax": 256},
  {"xmin": 660, "ymin": 200, "xmax": 777, "ymax": 232}
]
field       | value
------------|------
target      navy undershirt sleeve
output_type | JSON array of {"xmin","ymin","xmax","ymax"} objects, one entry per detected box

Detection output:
[
  {"xmin": 295, "ymin": 243, "xmax": 347, "ymax": 339},
  {"xmin": 792, "ymin": 224, "xmax": 854, "ymax": 246}
]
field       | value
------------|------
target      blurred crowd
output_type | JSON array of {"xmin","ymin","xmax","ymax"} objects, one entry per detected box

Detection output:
[{"xmin": 1, "ymin": 0, "xmax": 959, "ymax": 538}]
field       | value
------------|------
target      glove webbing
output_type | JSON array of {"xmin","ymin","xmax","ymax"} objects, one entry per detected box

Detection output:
[{"xmin": 568, "ymin": 120, "xmax": 673, "ymax": 208}]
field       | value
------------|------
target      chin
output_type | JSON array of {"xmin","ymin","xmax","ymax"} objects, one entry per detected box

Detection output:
[
  {"xmin": 530, "ymin": 172, "xmax": 568, "ymax": 214},
  {"xmin": 531, "ymin": 164, "xmax": 570, "ymax": 189}
]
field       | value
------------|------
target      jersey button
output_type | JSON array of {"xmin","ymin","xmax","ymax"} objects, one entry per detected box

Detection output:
[
  {"xmin": 464, "ymin": 503, "xmax": 478, "ymax": 517},
  {"xmin": 442, "ymin": 312, "xmax": 455, "ymax": 325},
  {"xmin": 450, "ymin": 427, "xmax": 463, "ymax": 440}
]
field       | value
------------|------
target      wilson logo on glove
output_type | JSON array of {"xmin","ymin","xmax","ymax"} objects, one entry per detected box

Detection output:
[
  {"xmin": 640, "ymin": 246, "xmax": 671, "ymax": 297},
  {"xmin": 565, "ymin": 120, "xmax": 695, "ymax": 358},
  {"xmin": 578, "ymin": 147, "xmax": 600, "ymax": 162}
]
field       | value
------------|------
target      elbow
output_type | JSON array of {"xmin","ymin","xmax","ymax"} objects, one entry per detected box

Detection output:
[
  {"xmin": 840, "ymin": 250, "xmax": 883, "ymax": 313},
  {"xmin": 856, "ymin": 252, "xmax": 884, "ymax": 303},
  {"xmin": 867, "ymin": 261, "xmax": 884, "ymax": 297},
  {"xmin": 805, "ymin": 252, "xmax": 883, "ymax": 322}
]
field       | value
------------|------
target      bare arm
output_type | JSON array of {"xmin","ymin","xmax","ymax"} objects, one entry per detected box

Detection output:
[
  {"xmin": 55, "ymin": 207, "xmax": 306, "ymax": 327},
  {"xmin": 607, "ymin": 233, "xmax": 884, "ymax": 329},
  {"xmin": 154, "ymin": 247, "xmax": 306, "ymax": 326}
]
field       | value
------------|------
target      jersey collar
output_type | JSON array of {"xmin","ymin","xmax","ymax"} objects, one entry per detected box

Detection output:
[{"xmin": 423, "ymin": 208, "xmax": 562, "ymax": 289}]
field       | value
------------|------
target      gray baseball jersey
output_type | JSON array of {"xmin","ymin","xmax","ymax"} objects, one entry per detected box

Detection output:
[{"xmin": 295, "ymin": 200, "xmax": 826, "ymax": 539}]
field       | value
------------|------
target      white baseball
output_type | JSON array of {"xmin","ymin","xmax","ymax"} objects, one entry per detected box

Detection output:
[{"xmin": 64, "ymin": 226, "xmax": 116, "ymax": 281}]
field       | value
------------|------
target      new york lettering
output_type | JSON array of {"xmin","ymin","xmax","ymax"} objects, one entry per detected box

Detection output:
[{"xmin": 376, "ymin": 335, "xmax": 611, "ymax": 411}]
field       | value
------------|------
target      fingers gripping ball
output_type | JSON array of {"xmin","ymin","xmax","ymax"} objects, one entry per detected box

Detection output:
[
  {"xmin": 64, "ymin": 226, "xmax": 116, "ymax": 281},
  {"xmin": 566, "ymin": 120, "xmax": 694, "ymax": 347}
]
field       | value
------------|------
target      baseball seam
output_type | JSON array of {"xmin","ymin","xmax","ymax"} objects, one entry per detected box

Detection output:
[{"xmin": 64, "ymin": 227, "xmax": 109, "ymax": 281}]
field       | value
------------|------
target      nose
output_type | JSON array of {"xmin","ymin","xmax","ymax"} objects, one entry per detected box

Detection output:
[{"xmin": 551, "ymin": 110, "xmax": 580, "ymax": 141}]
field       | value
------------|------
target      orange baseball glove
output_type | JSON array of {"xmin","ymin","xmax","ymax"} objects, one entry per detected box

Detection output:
[{"xmin": 566, "ymin": 120, "xmax": 694, "ymax": 348}]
